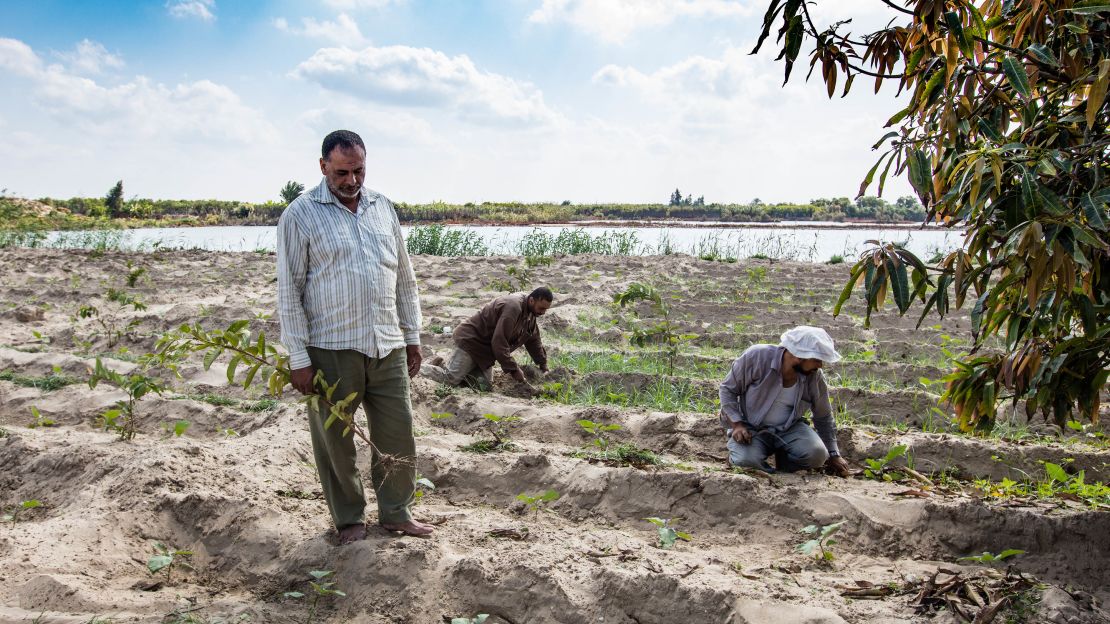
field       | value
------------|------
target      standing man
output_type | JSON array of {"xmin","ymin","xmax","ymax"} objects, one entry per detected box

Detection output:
[
  {"xmin": 277, "ymin": 129, "xmax": 433, "ymax": 544},
  {"xmin": 719, "ymin": 326, "xmax": 852, "ymax": 477},
  {"xmin": 423, "ymin": 288, "xmax": 552, "ymax": 389}
]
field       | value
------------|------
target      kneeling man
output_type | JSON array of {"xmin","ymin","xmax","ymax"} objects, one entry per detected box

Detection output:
[
  {"xmin": 423, "ymin": 287, "xmax": 552, "ymax": 389},
  {"xmin": 719, "ymin": 326, "xmax": 851, "ymax": 477}
]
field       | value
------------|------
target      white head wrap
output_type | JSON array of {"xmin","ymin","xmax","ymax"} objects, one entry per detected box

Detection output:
[{"xmin": 780, "ymin": 326, "xmax": 841, "ymax": 363}]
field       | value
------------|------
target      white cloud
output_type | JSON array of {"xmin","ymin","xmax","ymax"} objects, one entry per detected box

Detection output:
[
  {"xmin": 292, "ymin": 45, "xmax": 560, "ymax": 127},
  {"xmin": 322, "ymin": 0, "xmax": 406, "ymax": 9},
  {"xmin": 528, "ymin": 0, "xmax": 753, "ymax": 43},
  {"xmin": 592, "ymin": 45, "xmax": 785, "ymax": 113},
  {"xmin": 0, "ymin": 38, "xmax": 42, "ymax": 77},
  {"xmin": 0, "ymin": 37, "xmax": 274, "ymax": 144},
  {"xmin": 299, "ymin": 104, "xmax": 440, "ymax": 147},
  {"xmin": 274, "ymin": 14, "xmax": 366, "ymax": 45},
  {"xmin": 56, "ymin": 39, "xmax": 124, "ymax": 75},
  {"xmin": 167, "ymin": 0, "xmax": 215, "ymax": 22}
]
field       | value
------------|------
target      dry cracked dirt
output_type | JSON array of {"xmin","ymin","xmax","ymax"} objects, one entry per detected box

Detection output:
[{"xmin": 1, "ymin": 247, "xmax": 1108, "ymax": 624}]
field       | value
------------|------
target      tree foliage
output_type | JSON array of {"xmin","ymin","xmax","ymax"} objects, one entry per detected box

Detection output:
[
  {"xmin": 281, "ymin": 180, "xmax": 305, "ymax": 205},
  {"xmin": 105, "ymin": 180, "xmax": 124, "ymax": 218},
  {"xmin": 754, "ymin": 0, "xmax": 1109, "ymax": 431}
]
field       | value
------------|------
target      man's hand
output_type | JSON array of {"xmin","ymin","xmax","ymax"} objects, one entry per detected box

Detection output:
[
  {"xmin": 826, "ymin": 455, "xmax": 851, "ymax": 478},
  {"xmin": 406, "ymin": 345, "xmax": 422, "ymax": 378},
  {"xmin": 291, "ymin": 366, "xmax": 315, "ymax": 395},
  {"xmin": 730, "ymin": 421, "xmax": 752, "ymax": 444},
  {"xmin": 511, "ymin": 369, "xmax": 526, "ymax": 383}
]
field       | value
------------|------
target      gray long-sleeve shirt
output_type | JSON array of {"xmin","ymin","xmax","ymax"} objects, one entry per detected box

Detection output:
[
  {"xmin": 718, "ymin": 344, "xmax": 840, "ymax": 455},
  {"xmin": 277, "ymin": 179, "xmax": 422, "ymax": 370}
]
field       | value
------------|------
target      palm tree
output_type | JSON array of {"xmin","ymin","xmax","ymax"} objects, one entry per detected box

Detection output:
[{"xmin": 280, "ymin": 181, "xmax": 305, "ymax": 205}]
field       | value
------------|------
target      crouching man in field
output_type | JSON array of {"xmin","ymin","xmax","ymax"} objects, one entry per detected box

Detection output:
[
  {"xmin": 719, "ymin": 326, "xmax": 851, "ymax": 477},
  {"xmin": 422, "ymin": 288, "xmax": 553, "ymax": 390}
]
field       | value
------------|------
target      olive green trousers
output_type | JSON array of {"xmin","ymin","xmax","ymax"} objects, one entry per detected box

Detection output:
[{"xmin": 306, "ymin": 347, "xmax": 416, "ymax": 527}]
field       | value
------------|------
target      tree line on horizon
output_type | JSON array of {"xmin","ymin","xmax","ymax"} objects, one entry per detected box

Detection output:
[{"xmin": 26, "ymin": 179, "xmax": 927, "ymax": 225}]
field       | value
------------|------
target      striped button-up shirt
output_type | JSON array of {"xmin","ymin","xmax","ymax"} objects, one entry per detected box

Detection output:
[{"xmin": 277, "ymin": 178, "xmax": 422, "ymax": 370}]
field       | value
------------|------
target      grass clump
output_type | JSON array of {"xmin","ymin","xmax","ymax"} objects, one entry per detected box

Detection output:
[
  {"xmin": 0, "ymin": 369, "xmax": 77, "ymax": 391},
  {"xmin": 406, "ymin": 224, "xmax": 488, "ymax": 256}
]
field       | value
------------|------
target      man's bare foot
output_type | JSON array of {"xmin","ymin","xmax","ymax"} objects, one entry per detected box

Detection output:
[
  {"xmin": 337, "ymin": 523, "xmax": 366, "ymax": 545},
  {"xmin": 379, "ymin": 519, "xmax": 435, "ymax": 537}
]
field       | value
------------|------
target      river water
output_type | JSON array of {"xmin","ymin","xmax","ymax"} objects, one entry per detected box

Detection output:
[{"xmin": 47, "ymin": 223, "xmax": 964, "ymax": 263}]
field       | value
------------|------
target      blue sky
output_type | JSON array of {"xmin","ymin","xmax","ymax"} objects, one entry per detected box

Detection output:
[{"xmin": 0, "ymin": 0, "xmax": 913, "ymax": 204}]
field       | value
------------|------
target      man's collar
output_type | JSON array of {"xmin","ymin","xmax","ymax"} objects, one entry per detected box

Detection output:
[
  {"xmin": 771, "ymin": 345, "xmax": 786, "ymax": 372},
  {"xmin": 310, "ymin": 178, "xmax": 379, "ymax": 209}
]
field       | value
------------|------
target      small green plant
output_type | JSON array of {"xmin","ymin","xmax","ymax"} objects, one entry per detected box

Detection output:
[
  {"xmin": 147, "ymin": 543, "xmax": 194, "ymax": 583},
  {"xmin": 827, "ymin": 254, "xmax": 845, "ymax": 265},
  {"xmin": 576, "ymin": 419, "xmax": 621, "ymax": 450},
  {"xmin": 88, "ymin": 358, "xmax": 167, "ymax": 440},
  {"xmin": 220, "ymin": 427, "xmax": 240, "ymax": 438},
  {"xmin": 862, "ymin": 444, "xmax": 908, "ymax": 481},
  {"xmin": 3, "ymin": 499, "xmax": 42, "ymax": 524},
  {"xmin": 796, "ymin": 520, "xmax": 845, "ymax": 563},
  {"xmin": 461, "ymin": 413, "xmax": 521, "ymax": 453},
  {"xmin": 958, "ymin": 549, "xmax": 1025, "ymax": 565},
  {"xmin": 283, "ymin": 570, "xmax": 346, "ymax": 624},
  {"xmin": 125, "ymin": 261, "xmax": 146, "ymax": 287},
  {"xmin": 28, "ymin": 406, "xmax": 56, "ymax": 428},
  {"xmin": 77, "ymin": 287, "xmax": 147, "ymax": 348},
  {"xmin": 451, "ymin": 616, "xmax": 489, "ymax": 624},
  {"xmin": 644, "ymin": 517, "xmax": 691, "ymax": 549},
  {"xmin": 430, "ymin": 412, "xmax": 454, "ymax": 421},
  {"xmin": 614, "ymin": 282, "xmax": 696, "ymax": 376},
  {"xmin": 414, "ymin": 475, "xmax": 435, "ymax": 505},
  {"xmin": 516, "ymin": 489, "xmax": 559, "ymax": 517},
  {"xmin": 162, "ymin": 420, "xmax": 191, "ymax": 438},
  {"xmin": 539, "ymin": 381, "xmax": 564, "ymax": 399}
]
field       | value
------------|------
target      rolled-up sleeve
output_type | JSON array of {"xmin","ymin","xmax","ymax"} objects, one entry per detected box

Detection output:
[
  {"xmin": 393, "ymin": 213, "xmax": 422, "ymax": 345},
  {"xmin": 276, "ymin": 210, "xmax": 312, "ymax": 370},
  {"xmin": 809, "ymin": 373, "xmax": 840, "ymax": 454}
]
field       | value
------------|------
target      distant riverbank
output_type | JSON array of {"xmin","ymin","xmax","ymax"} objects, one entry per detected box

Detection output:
[{"xmin": 4, "ymin": 194, "xmax": 933, "ymax": 232}]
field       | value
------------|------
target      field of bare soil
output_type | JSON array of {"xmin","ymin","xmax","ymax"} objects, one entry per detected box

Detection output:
[{"xmin": 1, "ymin": 247, "xmax": 1108, "ymax": 624}]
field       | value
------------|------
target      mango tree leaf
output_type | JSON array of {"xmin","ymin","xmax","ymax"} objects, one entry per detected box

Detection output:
[{"xmin": 1001, "ymin": 56, "xmax": 1031, "ymax": 98}]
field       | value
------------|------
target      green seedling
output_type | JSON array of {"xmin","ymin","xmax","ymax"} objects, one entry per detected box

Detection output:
[
  {"xmin": 414, "ymin": 475, "xmax": 435, "ymax": 505},
  {"xmin": 863, "ymin": 444, "xmax": 908, "ymax": 481},
  {"xmin": 516, "ymin": 489, "xmax": 559, "ymax": 518},
  {"xmin": 614, "ymin": 282, "xmax": 697, "ymax": 376},
  {"xmin": 430, "ymin": 412, "xmax": 454, "ymax": 421},
  {"xmin": 147, "ymin": 543, "xmax": 194, "ymax": 583},
  {"xmin": 283, "ymin": 570, "xmax": 346, "ymax": 624},
  {"xmin": 3, "ymin": 499, "xmax": 42, "ymax": 524},
  {"xmin": 797, "ymin": 520, "xmax": 845, "ymax": 563},
  {"xmin": 461, "ymin": 413, "xmax": 522, "ymax": 453},
  {"xmin": 644, "ymin": 517, "xmax": 691, "ymax": 549},
  {"xmin": 28, "ymin": 406, "xmax": 56, "ymax": 428},
  {"xmin": 220, "ymin": 427, "xmax": 240, "ymax": 438},
  {"xmin": 576, "ymin": 419, "xmax": 621, "ymax": 450},
  {"xmin": 451, "ymin": 616, "xmax": 489, "ymax": 624},
  {"xmin": 88, "ymin": 358, "xmax": 167, "ymax": 440},
  {"xmin": 77, "ymin": 287, "xmax": 147, "ymax": 348},
  {"xmin": 958, "ymin": 549, "xmax": 1025, "ymax": 565},
  {"xmin": 161, "ymin": 419, "xmax": 191, "ymax": 437},
  {"xmin": 539, "ymin": 381, "xmax": 564, "ymax": 399}
]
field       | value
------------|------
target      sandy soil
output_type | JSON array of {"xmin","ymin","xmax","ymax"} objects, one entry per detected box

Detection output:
[{"xmin": 0, "ymin": 247, "xmax": 1107, "ymax": 624}]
